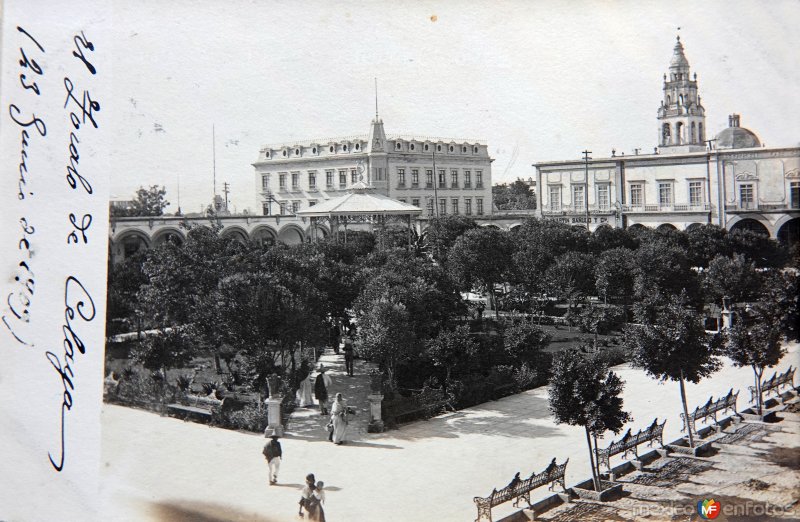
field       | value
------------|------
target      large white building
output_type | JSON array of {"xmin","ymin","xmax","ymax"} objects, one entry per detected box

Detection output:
[
  {"xmin": 535, "ymin": 36, "xmax": 800, "ymax": 245},
  {"xmin": 252, "ymin": 116, "xmax": 494, "ymax": 220}
]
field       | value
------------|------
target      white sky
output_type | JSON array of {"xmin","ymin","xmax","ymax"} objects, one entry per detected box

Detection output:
[{"xmin": 109, "ymin": 0, "xmax": 800, "ymax": 214}]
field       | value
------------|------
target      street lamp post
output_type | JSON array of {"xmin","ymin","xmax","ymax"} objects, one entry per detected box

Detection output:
[{"xmin": 582, "ymin": 150, "xmax": 592, "ymax": 230}]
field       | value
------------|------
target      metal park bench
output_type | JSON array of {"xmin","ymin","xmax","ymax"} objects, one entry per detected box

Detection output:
[
  {"xmin": 748, "ymin": 366, "xmax": 795, "ymax": 403},
  {"xmin": 166, "ymin": 394, "xmax": 224, "ymax": 423},
  {"xmin": 680, "ymin": 389, "xmax": 738, "ymax": 436},
  {"xmin": 596, "ymin": 418, "xmax": 666, "ymax": 473},
  {"xmin": 473, "ymin": 458, "xmax": 568, "ymax": 522}
]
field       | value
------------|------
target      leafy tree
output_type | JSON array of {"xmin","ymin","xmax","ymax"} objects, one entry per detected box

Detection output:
[
  {"xmin": 131, "ymin": 327, "xmax": 195, "ymax": 378},
  {"xmin": 424, "ymin": 215, "xmax": 478, "ymax": 264},
  {"xmin": 493, "ymin": 180, "xmax": 537, "ymax": 210},
  {"xmin": 725, "ymin": 306, "xmax": 784, "ymax": 415},
  {"xmin": 448, "ymin": 227, "xmax": 513, "ymax": 318},
  {"xmin": 702, "ymin": 253, "xmax": 761, "ymax": 306},
  {"xmin": 633, "ymin": 240, "xmax": 701, "ymax": 308},
  {"xmin": 425, "ymin": 325, "xmax": 478, "ymax": 391},
  {"xmin": 686, "ymin": 224, "xmax": 730, "ymax": 268},
  {"xmin": 356, "ymin": 297, "xmax": 416, "ymax": 389},
  {"xmin": 623, "ymin": 293, "xmax": 722, "ymax": 447},
  {"xmin": 727, "ymin": 229, "xmax": 787, "ymax": 268},
  {"xmin": 502, "ymin": 321, "xmax": 551, "ymax": 366},
  {"xmin": 543, "ymin": 251, "xmax": 596, "ymax": 320},
  {"xmin": 595, "ymin": 247, "xmax": 636, "ymax": 309},
  {"xmin": 588, "ymin": 226, "xmax": 637, "ymax": 254},
  {"xmin": 549, "ymin": 350, "xmax": 631, "ymax": 490},
  {"xmin": 758, "ymin": 270, "xmax": 799, "ymax": 342},
  {"xmin": 111, "ymin": 185, "xmax": 170, "ymax": 217},
  {"xmin": 106, "ymin": 249, "xmax": 148, "ymax": 335},
  {"xmin": 577, "ymin": 305, "xmax": 625, "ymax": 345}
]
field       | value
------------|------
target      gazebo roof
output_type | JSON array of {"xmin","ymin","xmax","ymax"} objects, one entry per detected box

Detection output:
[{"xmin": 295, "ymin": 182, "xmax": 422, "ymax": 217}]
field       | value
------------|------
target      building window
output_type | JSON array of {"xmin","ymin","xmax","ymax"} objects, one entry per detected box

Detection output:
[
  {"xmin": 411, "ymin": 169, "xmax": 419, "ymax": 186},
  {"xmin": 351, "ymin": 169, "xmax": 358, "ymax": 183},
  {"xmin": 630, "ymin": 183, "xmax": 643, "ymax": 207},
  {"xmin": 309, "ymin": 200, "xmax": 317, "ymax": 207},
  {"xmin": 549, "ymin": 186, "xmax": 562, "ymax": 211},
  {"xmin": 262, "ymin": 202, "xmax": 271, "ymax": 216},
  {"xmin": 739, "ymin": 183, "xmax": 754, "ymax": 209},
  {"xmin": 476, "ymin": 170, "xmax": 483, "ymax": 188},
  {"xmin": 326, "ymin": 170, "xmax": 334, "ymax": 189},
  {"xmin": 261, "ymin": 174, "xmax": 270, "ymax": 190},
  {"xmin": 572, "ymin": 185, "xmax": 585, "ymax": 210},
  {"xmin": 439, "ymin": 198, "xmax": 447, "ymax": 215},
  {"xmin": 438, "ymin": 169, "xmax": 446, "ymax": 188},
  {"xmin": 339, "ymin": 170, "xmax": 347, "ymax": 189},
  {"xmin": 279, "ymin": 201, "xmax": 287, "ymax": 215},
  {"xmin": 426, "ymin": 199, "xmax": 434, "ymax": 216},
  {"xmin": 292, "ymin": 201, "xmax": 300, "ymax": 213},
  {"xmin": 689, "ymin": 181, "xmax": 703, "ymax": 207},
  {"xmin": 791, "ymin": 182, "xmax": 800, "ymax": 209},
  {"xmin": 597, "ymin": 184, "xmax": 609, "ymax": 210},
  {"xmin": 658, "ymin": 182, "xmax": 673, "ymax": 207},
  {"xmin": 476, "ymin": 198, "xmax": 484, "ymax": 215},
  {"xmin": 465, "ymin": 198, "xmax": 472, "ymax": 215},
  {"xmin": 279, "ymin": 173, "xmax": 287, "ymax": 190},
  {"xmin": 398, "ymin": 168, "xmax": 406, "ymax": 186},
  {"xmin": 308, "ymin": 172, "xmax": 316, "ymax": 190},
  {"xmin": 426, "ymin": 169, "xmax": 434, "ymax": 187},
  {"xmin": 291, "ymin": 172, "xmax": 299, "ymax": 190},
  {"xmin": 410, "ymin": 143, "xmax": 415, "ymax": 151},
  {"xmin": 396, "ymin": 142, "xmax": 402, "ymax": 150},
  {"xmin": 412, "ymin": 198, "xmax": 420, "ymax": 208},
  {"xmin": 398, "ymin": 198, "xmax": 407, "ymax": 203},
  {"xmin": 451, "ymin": 198, "xmax": 459, "ymax": 214},
  {"xmin": 451, "ymin": 169, "xmax": 458, "ymax": 187},
  {"xmin": 464, "ymin": 170, "xmax": 471, "ymax": 188}
]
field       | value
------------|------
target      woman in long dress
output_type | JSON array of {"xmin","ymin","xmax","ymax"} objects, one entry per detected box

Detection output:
[
  {"xmin": 330, "ymin": 393, "xmax": 348, "ymax": 445},
  {"xmin": 296, "ymin": 360, "xmax": 314, "ymax": 407}
]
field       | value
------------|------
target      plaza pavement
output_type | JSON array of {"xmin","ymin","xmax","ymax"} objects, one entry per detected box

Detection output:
[{"xmin": 100, "ymin": 342, "xmax": 799, "ymax": 522}]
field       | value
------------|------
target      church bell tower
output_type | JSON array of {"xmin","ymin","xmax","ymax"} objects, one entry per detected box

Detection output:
[{"xmin": 657, "ymin": 36, "xmax": 707, "ymax": 153}]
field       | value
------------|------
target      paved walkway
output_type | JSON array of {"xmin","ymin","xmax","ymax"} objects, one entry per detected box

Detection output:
[
  {"xmin": 285, "ymin": 349, "xmax": 376, "ymax": 441},
  {"xmin": 100, "ymin": 343, "xmax": 799, "ymax": 522}
]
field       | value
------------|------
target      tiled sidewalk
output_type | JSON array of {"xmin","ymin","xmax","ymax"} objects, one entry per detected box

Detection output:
[{"xmin": 285, "ymin": 349, "xmax": 377, "ymax": 441}]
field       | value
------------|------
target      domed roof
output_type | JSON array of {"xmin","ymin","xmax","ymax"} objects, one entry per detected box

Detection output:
[
  {"xmin": 670, "ymin": 36, "xmax": 689, "ymax": 69},
  {"xmin": 715, "ymin": 114, "xmax": 761, "ymax": 149}
]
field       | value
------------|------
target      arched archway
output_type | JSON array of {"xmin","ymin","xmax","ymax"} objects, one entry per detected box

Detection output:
[
  {"xmin": 152, "ymin": 227, "xmax": 185, "ymax": 247},
  {"xmin": 306, "ymin": 224, "xmax": 330, "ymax": 241},
  {"xmin": 114, "ymin": 230, "xmax": 151, "ymax": 261},
  {"xmin": 657, "ymin": 223, "xmax": 677, "ymax": 232},
  {"xmin": 686, "ymin": 222, "xmax": 704, "ymax": 231},
  {"xmin": 278, "ymin": 225, "xmax": 305, "ymax": 245},
  {"xmin": 251, "ymin": 225, "xmax": 278, "ymax": 247},
  {"xmin": 220, "ymin": 226, "xmax": 249, "ymax": 245},
  {"xmin": 730, "ymin": 218, "xmax": 770, "ymax": 237},
  {"xmin": 777, "ymin": 217, "xmax": 800, "ymax": 247},
  {"xmin": 627, "ymin": 223, "xmax": 648, "ymax": 232}
]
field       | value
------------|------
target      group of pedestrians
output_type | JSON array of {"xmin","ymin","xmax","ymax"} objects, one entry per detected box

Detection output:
[
  {"xmin": 262, "ymin": 438, "xmax": 327, "ymax": 520},
  {"xmin": 261, "ymin": 330, "xmax": 358, "ymax": 519}
]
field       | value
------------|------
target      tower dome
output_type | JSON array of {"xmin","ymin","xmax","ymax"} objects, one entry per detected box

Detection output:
[{"xmin": 715, "ymin": 114, "xmax": 761, "ymax": 149}]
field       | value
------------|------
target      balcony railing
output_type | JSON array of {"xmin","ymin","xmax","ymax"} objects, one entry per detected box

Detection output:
[
  {"xmin": 622, "ymin": 203, "xmax": 712, "ymax": 213},
  {"xmin": 542, "ymin": 204, "xmax": 616, "ymax": 215},
  {"xmin": 724, "ymin": 202, "xmax": 800, "ymax": 212}
]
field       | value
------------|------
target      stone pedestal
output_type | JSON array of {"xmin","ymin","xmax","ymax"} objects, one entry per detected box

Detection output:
[
  {"xmin": 367, "ymin": 393, "xmax": 384, "ymax": 433},
  {"xmin": 264, "ymin": 396, "xmax": 284, "ymax": 437}
]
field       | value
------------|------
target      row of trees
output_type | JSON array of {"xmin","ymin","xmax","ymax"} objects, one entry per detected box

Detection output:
[
  {"xmin": 108, "ymin": 215, "xmax": 797, "ymax": 413},
  {"xmin": 550, "ymin": 284, "xmax": 789, "ymax": 491}
]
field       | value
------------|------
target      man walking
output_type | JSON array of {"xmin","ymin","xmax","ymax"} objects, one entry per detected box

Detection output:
[
  {"xmin": 343, "ymin": 332, "xmax": 354, "ymax": 377},
  {"xmin": 262, "ymin": 435, "xmax": 282, "ymax": 485},
  {"xmin": 314, "ymin": 365, "xmax": 332, "ymax": 415}
]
